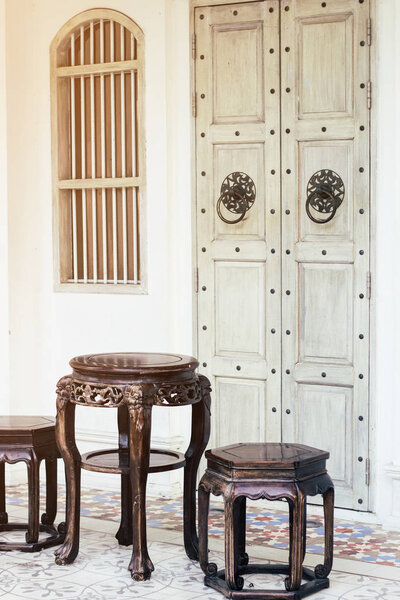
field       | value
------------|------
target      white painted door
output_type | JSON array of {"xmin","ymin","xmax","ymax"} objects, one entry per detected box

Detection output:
[
  {"xmin": 194, "ymin": 0, "xmax": 370, "ymax": 510},
  {"xmin": 195, "ymin": 1, "xmax": 282, "ymax": 447}
]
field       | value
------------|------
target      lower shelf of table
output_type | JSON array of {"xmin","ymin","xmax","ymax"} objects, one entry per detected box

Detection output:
[{"xmin": 81, "ymin": 447, "xmax": 186, "ymax": 474}]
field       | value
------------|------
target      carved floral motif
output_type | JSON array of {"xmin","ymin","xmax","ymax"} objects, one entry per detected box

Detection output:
[
  {"xmin": 154, "ymin": 381, "xmax": 201, "ymax": 406},
  {"xmin": 70, "ymin": 382, "xmax": 125, "ymax": 407}
]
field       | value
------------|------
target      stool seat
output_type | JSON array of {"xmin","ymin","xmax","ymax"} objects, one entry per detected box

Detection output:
[
  {"xmin": 206, "ymin": 442, "xmax": 329, "ymax": 478},
  {"xmin": 199, "ymin": 442, "xmax": 334, "ymax": 600},
  {"xmin": 0, "ymin": 416, "xmax": 66, "ymax": 552}
]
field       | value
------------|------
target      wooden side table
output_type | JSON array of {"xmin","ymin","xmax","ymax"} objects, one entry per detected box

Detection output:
[
  {"xmin": 54, "ymin": 353, "xmax": 211, "ymax": 581},
  {"xmin": 0, "ymin": 416, "xmax": 66, "ymax": 551},
  {"xmin": 198, "ymin": 442, "xmax": 334, "ymax": 599}
]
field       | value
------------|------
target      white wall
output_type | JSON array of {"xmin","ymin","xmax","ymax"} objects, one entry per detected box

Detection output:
[
  {"xmin": 0, "ymin": 0, "xmax": 9, "ymax": 416},
  {"xmin": 4, "ymin": 0, "xmax": 193, "ymax": 494},
  {"xmin": 373, "ymin": 0, "xmax": 400, "ymax": 527}
]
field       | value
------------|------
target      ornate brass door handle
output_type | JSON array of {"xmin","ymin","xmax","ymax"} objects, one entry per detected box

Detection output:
[
  {"xmin": 305, "ymin": 169, "xmax": 345, "ymax": 224},
  {"xmin": 216, "ymin": 172, "xmax": 256, "ymax": 224}
]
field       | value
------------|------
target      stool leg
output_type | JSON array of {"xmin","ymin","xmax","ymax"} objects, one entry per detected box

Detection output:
[
  {"xmin": 54, "ymin": 384, "xmax": 81, "ymax": 565},
  {"xmin": 0, "ymin": 462, "xmax": 7, "ymax": 525},
  {"xmin": 42, "ymin": 458, "xmax": 57, "ymax": 526},
  {"xmin": 198, "ymin": 481, "xmax": 217, "ymax": 577},
  {"xmin": 116, "ymin": 405, "xmax": 132, "ymax": 546},
  {"xmin": 235, "ymin": 496, "xmax": 248, "ymax": 566},
  {"xmin": 302, "ymin": 500, "xmax": 307, "ymax": 562},
  {"xmin": 315, "ymin": 486, "xmax": 334, "ymax": 579},
  {"xmin": 225, "ymin": 494, "xmax": 244, "ymax": 591},
  {"xmin": 127, "ymin": 392, "xmax": 154, "ymax": 581},
  {"xmin": 26, "ymin": 451, "xmax": 40, "ymax": 544},
  {"xmin": 285, "ymin": 490, "xmax": 305, "ymax": 592},
  {"xmin": 183, "ymin": 374, "xmax": 211, "ymax": 560}
]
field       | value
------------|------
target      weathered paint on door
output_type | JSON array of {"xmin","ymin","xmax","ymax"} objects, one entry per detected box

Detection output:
[{"xmin": 194, "ymin": 0, "xmax": 370, "ymax": 510}]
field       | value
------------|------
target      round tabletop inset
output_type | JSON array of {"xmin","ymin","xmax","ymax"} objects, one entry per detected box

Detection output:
[{"xmin": 70, "ymin": 352, "xmax": 199, "ymax": 383}]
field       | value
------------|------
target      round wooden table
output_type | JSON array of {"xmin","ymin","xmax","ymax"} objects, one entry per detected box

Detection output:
[{"xmin": 54, "ymin": 353, "xmax": 211, "ymax": 581}]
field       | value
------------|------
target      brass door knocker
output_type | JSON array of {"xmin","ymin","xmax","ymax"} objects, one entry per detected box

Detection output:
[
  {"xmin": 216, "ymin": 172, "xmax": 256, "ymax": 224},
  {"xmin": 305, "ymin": 169, "xmax": 345, "ymax": 224}
]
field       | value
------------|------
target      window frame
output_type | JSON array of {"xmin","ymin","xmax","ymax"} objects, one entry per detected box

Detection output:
[{"xmin": 50, "ymin": 8, "xmax": 147, "ymax": 294}]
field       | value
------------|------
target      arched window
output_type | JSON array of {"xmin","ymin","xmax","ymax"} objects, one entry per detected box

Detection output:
[{"xmin": 51, "ymin": 9, "xmax": 145, "ymax": 291}]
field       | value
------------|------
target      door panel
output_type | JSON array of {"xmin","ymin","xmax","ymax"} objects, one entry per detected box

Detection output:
[
  {"xmin": 281, "ymin": 0, "xmax": 370, "ymax": 509},
  {"xmin": 195, "ymin": 0, "xmax": 282, "ymax": 447},
  {"xmin": 195, "ymin": 0, "xmax": 370, "ymax": 510},
  {"xmin": 215, "ymin": 262, "xmax": 266, "ymax": 358},
  {"xmin": 298, "ymin": 14, "xmax": 354, "ymax": 118},
  {"xmin": 297, "ymin": 384, "xmax": 353, "ymax": 494},
  {"xmin": 299, "ymin": 264, "xmax": 353, "ymax": 363},
  {"xmin": 214, "ymin": 144, "xmax": 265, "ymax": 239},
  {"xmin": 216, "ymin": 378, "xmax": 266, "ymax": 446}
]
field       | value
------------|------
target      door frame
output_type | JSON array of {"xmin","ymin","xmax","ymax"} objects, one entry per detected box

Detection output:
[{"xmin": 189, "ymin": 0, "xmax": 377, "ymax": 514}]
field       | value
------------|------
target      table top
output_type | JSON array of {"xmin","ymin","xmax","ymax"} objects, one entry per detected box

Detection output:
[
  {"xmin": 70, "ymin": 352, "xmax": 199, "ymax": 383},
  {"xmin": 206, "ymin": 443, "xmax": 329, "ymax": 470},
  {"xmin": 0, "ymin": 416, "xmax": 55, "ymax": 433}
]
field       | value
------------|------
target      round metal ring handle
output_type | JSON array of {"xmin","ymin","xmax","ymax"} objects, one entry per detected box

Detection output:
[
  {"xmin": 305, "ymin": 169, "xmax": 345, "ymax": 225},
  {"xmin": 216, "ymin": 171, "xmax": 256, "ymax": 225},
  {"xmin": 216, "ymin": 190, "xmax": 248, "ymax": 224},
  {"xmin": 305, "ymin": 188, "xmax": 337, "ymax": 224}
]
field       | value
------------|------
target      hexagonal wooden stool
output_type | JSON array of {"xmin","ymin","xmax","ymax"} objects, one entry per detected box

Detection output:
[
  {"xmin": 198, "ymin": 443, "xmax": 334, "ymax": 599},
  {"xmin": 0, "ymin": 416, "xmax": 66, "ymax": 551}
]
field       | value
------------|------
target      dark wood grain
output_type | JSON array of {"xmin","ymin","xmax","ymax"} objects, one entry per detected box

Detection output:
[
  {"xmin": 198, "ymin": 442, "xmax": 334, "ymax": 599},
  {"xmin": 55, "ymin": 353, "xmax": 211, "ymax": 580},
  {"xmin": 0, "ymin": 416, "xmax": 65, "ymax": 552}
]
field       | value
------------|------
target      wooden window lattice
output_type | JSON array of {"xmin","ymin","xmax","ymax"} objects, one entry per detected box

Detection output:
[{"xmin": 51, "ymin": 12, "xmax": 145, "ymax": 289}]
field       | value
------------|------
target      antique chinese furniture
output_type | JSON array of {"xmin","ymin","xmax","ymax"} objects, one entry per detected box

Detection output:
[
  {"xmin": 0, "ymin": 416, "xmax": 66, "ymax": 551},
  {"xmin": 54, "ymin": 352, "xmax": 211, "ymax": 581},
  {"xmin": 198, "ymin": 442, "xmax": 334, "ymax": 599}
]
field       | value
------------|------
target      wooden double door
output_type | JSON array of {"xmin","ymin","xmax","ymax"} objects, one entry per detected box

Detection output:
[{"xmin": 194, "ymin": 0, "xmax": 371, "ymax": 510}]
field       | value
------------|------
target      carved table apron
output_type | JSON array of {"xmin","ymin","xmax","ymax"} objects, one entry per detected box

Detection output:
[{"xmin": 54, "ymin": 353, "xmax": 211, "ymax": 581}]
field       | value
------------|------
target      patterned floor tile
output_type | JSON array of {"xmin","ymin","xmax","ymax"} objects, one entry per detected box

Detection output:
[{"xmin": 5, "ymin": 484, "xmax": 400, "ymax": 568}]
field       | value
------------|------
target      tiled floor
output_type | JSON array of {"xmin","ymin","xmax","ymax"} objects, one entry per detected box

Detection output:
[
  {"xmin": 6, "ymin": 484, "xmax": 400, "ymax": 567},
  {"xmin": 1, "ymin": 505, "xmax": 400, "ymax": 599},
  {"xmin": 2, "ymin": 486, "xmax": 400, "ymax": 599}
]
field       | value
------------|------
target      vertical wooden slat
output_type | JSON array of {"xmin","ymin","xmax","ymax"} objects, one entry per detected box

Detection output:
[
  {"xmin": 90, "ymin": 20, "xmax": 97, "ymax": 283},
  {"xmin": 70, "ymin": 33, "xmax": 78, "ymax": 282},
  {"xmin": 80, "ymin": 26, "xmax": 88, "ymax": 282},
  {"xmin": 120, "ymin": 25, "xmax": 128, "ymax": 283},
  {"xmin": 131, "ymin": 33, "xmax": 138, "ymax": 283},
  {"xmin": 100, "ymin": 19, "xmax": 107, "ymax": 283},
  {"xmin": 110, "ymin": 20, "xmax": 118, "ymax": 283}
]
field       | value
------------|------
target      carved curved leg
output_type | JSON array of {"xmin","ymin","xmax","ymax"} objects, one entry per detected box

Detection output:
[
  {"xmin": 315, "ymin": 486, "xmax": 334, "ymax": 579},
  {"xmin": 42, "ymin": 458, "xmax": 57, "ymax": 526},
  {"xmin": 127, "ymin": 388, "xmax": 154, "ymax": 581},
  {"xmin": 54, "ymin": 377, "xmax": 81, "ymax": 565},
  {"xmin": 0, "ymin": 462, "xmax": 7, "ymax": 525},
  {"xmin": 183, "ymin": 374, "xmax": 211, "ymax": 560},
  {"xmin": 116, "ymin": 405, "xmax": 132, "ymax": 546},
  {"xmin": 285, "ymin": 489, "xmax": 305, "ymax": 592},
  {"xmin": 224, "ymin": 490, "xmax": 244, "ymax": 592},
  {"xmin": 198, "ymin": 480, "xmax": 218, "ymax": 577},
  {"xmin": 235, "ymin": 496, "xmax": 248, "ymax": 566},
  {"xmin": 26, "ymin": 451, "xmax": 40, "ymax": 544}
]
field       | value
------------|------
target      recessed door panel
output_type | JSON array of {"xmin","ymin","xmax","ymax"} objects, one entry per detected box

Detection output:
[
  {"xmin": 299, "ymin": 140, "xmax": 353, "ymax": 241},
  {"xmin": 213, "ymin": 144, "xmax": 265, "ymax": 239},
  {"xmin": 298, "ymin": 14, "xmax": 354, "ymax": 119},
  {"xmin": 215, "ymin": 261, "xmax": 266, "ymax": 358},
  {"xmin": 213, "ymin": 23, "xmax": 264, "ymax": 123},
  {"xmin": 297, "ymin": 384, "xmax": 353, "ymax": 493},
  {"xmin": 299, "ymin": 263, "xmax": 353, "ymax": 364},
  {"xmin": 216, "ymin": 377, "xmax": 266, "ymax": 446}
]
